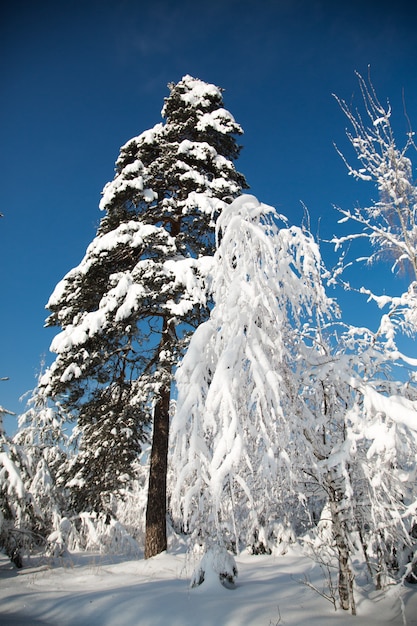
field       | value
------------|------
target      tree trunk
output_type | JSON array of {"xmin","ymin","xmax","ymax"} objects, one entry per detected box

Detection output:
[
  {"xmin": 328, "ymin": 477, "xmax": 356, "ymax": 615},
  {"xmin": 145, "ymin": 316, "xmax": 173, "ymax": 559},
  {"xmin": 336, "ymin": 535, "xmax": 355, "ymax": 614},
  {"xmin": 145, "ymin": 383, "xmax": 170, "ymax": 558}
]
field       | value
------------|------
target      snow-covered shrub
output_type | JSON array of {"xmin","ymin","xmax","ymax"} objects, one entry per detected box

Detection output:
[
  {"xmin": 60, "ymin": 513, "xmax": 141, "ymax": 556},
  {"xmin": 46, "ymin": 516, "xmax": 72, "ymax": 557},
  {"xmin": 190, "ymin": 544, "xmax": 238, "ymax": 589},
  {"xmin": 0, "ymin": 402, "xmax": 44, "ymax": 567},
  {"xmin": 113, "ymin": 455, "xmax": 149, "ymax": 547}
]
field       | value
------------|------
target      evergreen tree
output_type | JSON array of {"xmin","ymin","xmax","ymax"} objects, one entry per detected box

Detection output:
[
  {"xmin": 0, "ymin": 381, "xmax": 35, "ymax": 567},
  {"xmin": 13, "ymin": 378, "xmax": 69, "ymax": 556},
  {"xmin": 41, "ymin": 75, "xmax": 247, "ymax": 558}
]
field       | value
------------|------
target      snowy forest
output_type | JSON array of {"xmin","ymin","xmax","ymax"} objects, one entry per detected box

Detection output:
[{"xmin": 1, "ymin": 74, "xmax": 417, "ymax": 617}]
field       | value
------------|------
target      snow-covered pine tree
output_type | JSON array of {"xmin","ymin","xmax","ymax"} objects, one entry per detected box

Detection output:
[
  {"xmin": 13, "ymin": 378, "xmax": 69, "ymax": 557},
  {"xmin": 0, "ymin": 382, "xmax": 36, "ymax": 567},
  {"xmin": 170, "ymin": 195, "xmax": 334, "ymax": 558},
  {"xmin": 41, "ymin": 75, "xmax": 247, "ymax": 558}
]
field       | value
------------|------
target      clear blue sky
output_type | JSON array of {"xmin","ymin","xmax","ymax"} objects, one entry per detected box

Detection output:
[{"xmin": 1, "ymin": 0, "xmax": 416, "ymax": 431}]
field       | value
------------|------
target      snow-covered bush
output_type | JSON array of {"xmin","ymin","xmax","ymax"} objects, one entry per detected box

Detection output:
[
  {"xmin": 190, "ymin": 544, "xmax": 238, "ymax": 589},
  {"xmin": 65, "ymin": 513, "xmax": 141, "ymax": 556}
]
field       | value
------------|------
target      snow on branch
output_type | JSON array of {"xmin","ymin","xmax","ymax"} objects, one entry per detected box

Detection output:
[
  {"xmin": 332, "ymin": 71, "xmax": 417, "ymax": 282},
  {"xmin": 170, "ymin": 194, "xmax": 335, "ymax": 549}
]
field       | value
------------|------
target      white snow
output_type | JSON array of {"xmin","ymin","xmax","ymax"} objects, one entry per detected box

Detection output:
[
  {"xmin": 361, "ymin": 385, "xmax": 417, "ymax": 434},
  {"xmin": 0, "ymin": 451, "xmax": 25, "ymax": 499},
  {"xmin": 171, "ymin": 194, "xmax": 336, "ymax": 547},
  {"xmin": 116, "ymin": 124, "xmax": 164, "ymax": 161},
  {"xmin": 182, "ymin": 191, "xmax": 226, "ymax": 216},
  {"xmin": 177, "ymin": 140, "xmax": 217, "ymax": 160},
  {"xmin": 1, "ymin": 547, "xmax": 416, "ymax": 625},
  {"xmin": 196, "ymin": 109, "xmax": 239, "ymax": 134},
  {"xmin": 173, "ymin": 75, "xmax": 222, "ymax": 108},
  {"xmin": 60, "ymin": 362, "xmax": 82, "ymax": 383}
]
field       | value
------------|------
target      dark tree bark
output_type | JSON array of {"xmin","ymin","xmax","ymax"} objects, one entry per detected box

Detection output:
[
  {"xmin": 145, "ymin": 316, "xmax": 173, "ymax": 559},
  {"xmin": 145, "ymin": 383, "xmax": 170, "ymax": 558}
]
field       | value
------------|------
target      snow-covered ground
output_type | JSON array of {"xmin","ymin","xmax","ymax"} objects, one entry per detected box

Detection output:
[{"xmin": 1, "ymin": 546, "xmax": 416, "ymax": 625}]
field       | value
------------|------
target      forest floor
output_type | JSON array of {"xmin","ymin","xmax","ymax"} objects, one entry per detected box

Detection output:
[{"xmin": 1, "ymin": 545, "xmax": 416, "ymax": 625}]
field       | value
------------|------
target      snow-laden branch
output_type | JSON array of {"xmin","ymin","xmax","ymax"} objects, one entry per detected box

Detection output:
[
  {"xmin": 170, "ymin": 194, "xmax": 335, "ymax": 549},
  {"xmin": 332, "ymin": 72, "xmax": 417, "ymax": 284}
]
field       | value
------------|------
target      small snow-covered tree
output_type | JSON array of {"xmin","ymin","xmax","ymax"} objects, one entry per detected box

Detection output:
[
  {"xmin": 13, "ymin": 377, "xmax": 69, "ymax": 557},
  {"xmin": 332, "ymin": 71, "xmax": 417, "ymax": 533},
  {"xmin": 42, "ymin": 75, "xmax": 247, "ymax": 558},
  {"xmin": 297, "ymin": 317, "xmax": 417, "ymax": 612},
  {"xmin": 0, "ymin": 381, "xmax": 36, "ymax": 566},
  {"xmin": 170, "ymin": 194, "xmax": 334, "ymax": 555}
]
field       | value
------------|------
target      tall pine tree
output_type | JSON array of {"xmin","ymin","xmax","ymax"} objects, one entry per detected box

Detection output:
[{"xmin": 41, "ymin": 75, "xmax": 247, "ymax": 558}]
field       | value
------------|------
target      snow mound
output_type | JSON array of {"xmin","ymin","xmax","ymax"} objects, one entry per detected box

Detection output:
[{"xmin": 190, "ymin": 544, "xmax": 238, "ymax": 590}]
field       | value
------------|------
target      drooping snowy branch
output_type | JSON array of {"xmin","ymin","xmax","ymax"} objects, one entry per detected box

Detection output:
[{"xmin": 170, "ymin": 194, "xmax": 335, "ymax": 550}]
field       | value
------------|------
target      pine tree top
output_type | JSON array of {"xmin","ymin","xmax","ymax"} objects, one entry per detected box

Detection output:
[{"xmin": 162, "ymin": 75, "xmax": 224, "ymax": 116}]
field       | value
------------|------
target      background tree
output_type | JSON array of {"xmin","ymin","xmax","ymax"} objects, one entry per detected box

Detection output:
[
  {"xmin": 13, "ymin": 375, "xmax": 69, "ymax": 557},
  {"xmin": 0, "ymin": 380, "xmax": 34, "ymax": 567},
  {"xmin": 331, "ymin": 74, "xmax": 417, "ymax": 585},
  {"xmin": 41, "ymin": 75, "xmax": 247, "ymax": 558},
  {"xmin": 284, "ymin": 74, "xmax": 417, "ymax": 610},
  {"xmin": 296, "ymin": 315, "xmax": 417, "ymax": 613}
]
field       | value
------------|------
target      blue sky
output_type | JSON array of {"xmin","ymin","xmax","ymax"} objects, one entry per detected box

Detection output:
[{"xmin": 1, "ymin": 0, "xmax": 416, "ymax": 430}]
